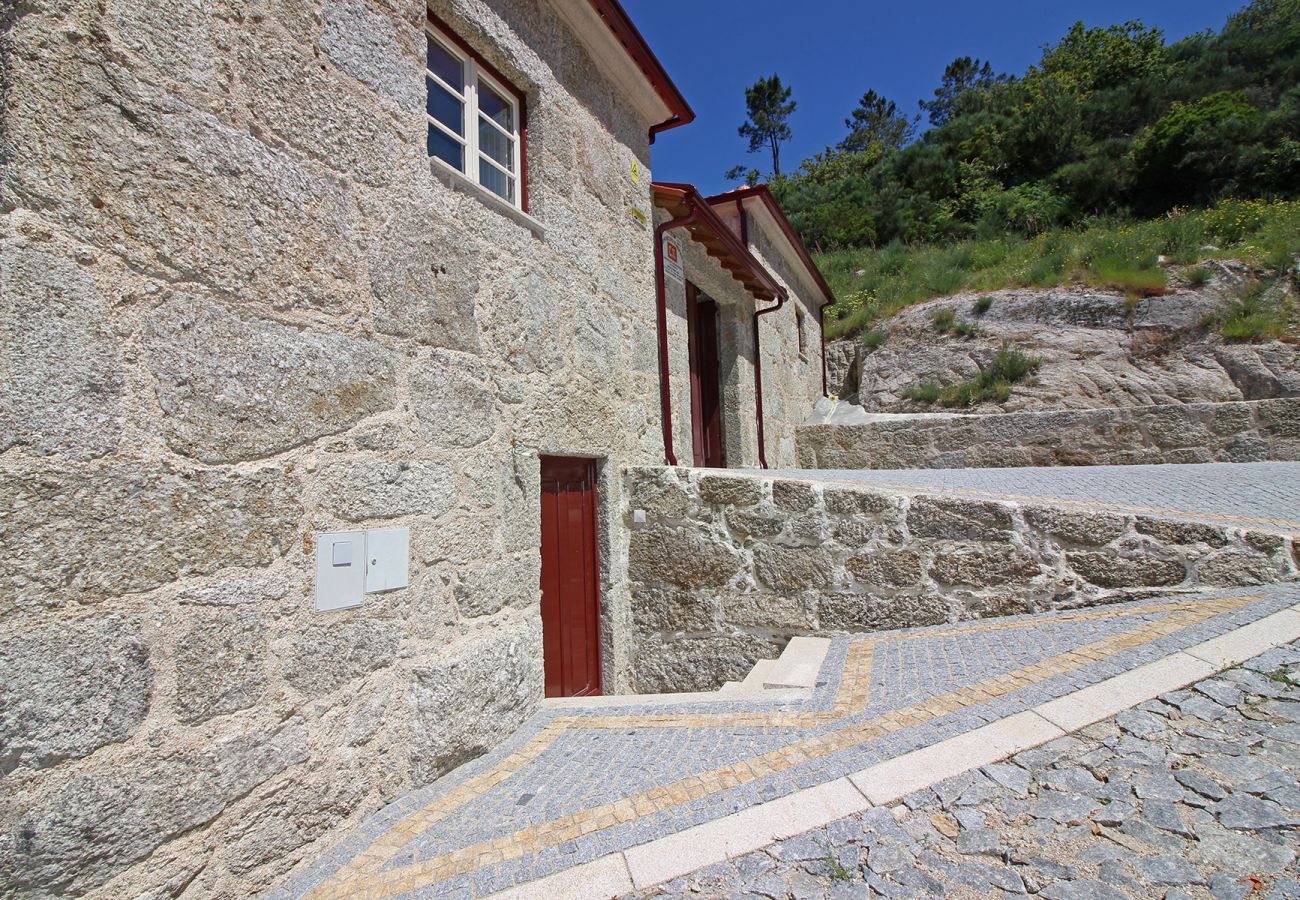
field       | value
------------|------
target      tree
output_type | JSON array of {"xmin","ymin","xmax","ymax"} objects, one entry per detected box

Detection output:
[
  {"xmin": 841, "ymin": 90, "xmax": 919, "ymax": 153},
  {"xmin": 736, "ymin": 74, "xmax": 796, "ymax": 176},
  {"xmin": 920, "ymin": 57, "xmax": 1008, "ymax": 126}
]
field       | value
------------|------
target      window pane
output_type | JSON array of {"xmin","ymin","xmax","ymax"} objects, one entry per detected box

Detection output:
[
  {"xmin": 479, "ymin": 158, "xmax": 513, "ymax": 202},
  {"xmin": 426, "ymin": 77, "xmax": 463, "ymax": 135},
  {"xmin": 428, "ymin": 123, "xmax": 463, "ymax": 169},
  {"xmin": 478, "ymin": 118, "xmax": 514, "ymax": 170},
  {"xmin": 426, "ymin": 36, "xmax": 462, "ymax": 89},
  {"xmin": 478, "ymin": 80, "xmax": 514, "ymax": 131}
]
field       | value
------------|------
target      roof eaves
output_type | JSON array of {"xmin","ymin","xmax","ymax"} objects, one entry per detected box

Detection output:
[
  {"xmin": 586, "ymin": 0, "xmax": 695, "ymax": 139},
  {"xmin": 707, "ymin": 186, "xmax": 836, "ymax": 306}
]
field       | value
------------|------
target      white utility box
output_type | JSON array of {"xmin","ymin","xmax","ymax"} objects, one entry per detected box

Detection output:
[
  {"xmin": 315, "ymin": 531, "xmax": 366, "ymax": 611},
  {"xmin": 364, "ymin": 527, "xmax": 410, "ymax": 594}
]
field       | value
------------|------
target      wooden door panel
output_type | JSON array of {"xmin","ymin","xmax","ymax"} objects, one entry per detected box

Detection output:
[{"xmin": 539, "ymin": 457, "xmax": 602, "ymax": 698}]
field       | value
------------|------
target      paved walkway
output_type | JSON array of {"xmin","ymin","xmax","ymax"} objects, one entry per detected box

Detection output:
[
  {"xmin": 766, "ymin": 462, "xmax": 1300, "ymax": 532},
  {"xmin": 274, "ymin": 585, "xmax": 1300, "ymax": 899},
  {"xmin": 633, "ymin": 639, "xmax": 1300, "ymax": 900}
]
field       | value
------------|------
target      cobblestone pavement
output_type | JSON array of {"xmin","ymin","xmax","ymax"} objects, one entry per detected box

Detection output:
[
  {"xmin": 633, "ymin": 641, "xmax": 1300, "ymax": 900},
  {"xmin": 273, "ymin": 586, "xmax": 1300, "ymax": 899},
  {"xmin": 763, "ymin": 462, "xmax": 1300, "ymax": 531}
]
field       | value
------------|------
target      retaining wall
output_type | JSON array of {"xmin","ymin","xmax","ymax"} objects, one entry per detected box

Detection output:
[
  {"xmin": 796, "ymin": 398, "xmax": 1300, "ymax": 470},
  {"xmin": 624, "ymin": 468, "xmax": 1299, "ymax": 693}
]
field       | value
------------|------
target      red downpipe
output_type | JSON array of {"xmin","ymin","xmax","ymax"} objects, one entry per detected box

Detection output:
[
  {"xmin": 752, "ymin": 288, "xmax": 787, "ymax": 470},
  {"xmin": 653, "ymin": 204, "xmax": 700, "ymax": 466},
  {"xmin": 819, "ymin": 301, "xmax": 831, "ymax": 397}
]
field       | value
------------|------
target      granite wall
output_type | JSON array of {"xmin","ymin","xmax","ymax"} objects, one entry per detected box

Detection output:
[
  {"xmin": 1, "ymin": 0, "xmax": 662, "ymax": 895},
  {"xmin": 623, "ymin": 468, "xmax": 1299, "ymax": 693},
  {"xmin": 797, "ymin": 399, "xmax": 1300, "ymax": 470}
]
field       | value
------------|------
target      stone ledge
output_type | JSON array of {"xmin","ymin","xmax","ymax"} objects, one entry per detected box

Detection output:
[{"xmin": 796, "ymin": 398, "xmax": 1300, "ymax": 470}]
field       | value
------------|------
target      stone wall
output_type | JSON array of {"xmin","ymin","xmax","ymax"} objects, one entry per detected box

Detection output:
[
  {"xmin": 623, "ymin": 468, "xmax": 1299, "ymax": 693},
  {"xmin": 797, "ymin": 399, "xmax": 1300, "ymax": 470},
  {"xmin": 0, "ymin": 0, "xmax": 675, "ymax": 895}
]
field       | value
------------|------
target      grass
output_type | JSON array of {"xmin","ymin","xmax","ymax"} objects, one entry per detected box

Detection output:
[
  {"xmin": 861, "ymin": 329, "xmax": 887, "ymax": 350},
  {"xmin": 1186, "ymin": 266, "xmax": 1213, "ymax": 287},
  {"xmin": 905, "ymin": 343, "xmax": 1042, "ymax": 408},
  {"xmin": 820, "ymin": 199, "xmax": 1300, "ymax": 339},
  {"xmin": 929, "ymin": 308, "xmax": 980, "ymax": 339},
  {"xmin": 974, "ymin": 295, "xmax": 994, "ymax": 315},
  {"xmin": 1203, "ymin": 278, "xmax": 1295, "ymax": 342}
]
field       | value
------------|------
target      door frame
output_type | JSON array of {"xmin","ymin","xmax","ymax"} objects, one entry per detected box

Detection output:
[
  {"xmin": 539, "ymin": 455, "xmax": 604, "ymax": 698},
  {"xmin": 686, "ymin": 282, "xmax": 726, "ymax": 468}
]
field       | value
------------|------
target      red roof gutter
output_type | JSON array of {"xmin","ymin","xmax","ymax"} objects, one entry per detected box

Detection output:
[{"xmin": 588, "ymin": 0, "xmax": 695, "ymax": 143}]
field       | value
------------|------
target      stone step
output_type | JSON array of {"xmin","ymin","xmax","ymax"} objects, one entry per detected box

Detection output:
[
  {"xmin": 716, "ymin": 681, "xmax": 747, "ymax": 696},
  {"xmin": 740, "ymin": 658, "xmax": 779, "ymax": 690},
  {"xmin": 762, "ymin": 636, "xmax": 832, "ymax": 690}
]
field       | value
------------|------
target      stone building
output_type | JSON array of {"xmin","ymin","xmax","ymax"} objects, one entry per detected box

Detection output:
[{"xmin": 0, "ymin": 0, "xmax": 830, "ymax": 895}]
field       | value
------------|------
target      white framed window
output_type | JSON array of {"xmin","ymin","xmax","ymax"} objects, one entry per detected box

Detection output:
[{"xmin": 424, "ymin": 23, "xmax": 523, "ymax": 208}]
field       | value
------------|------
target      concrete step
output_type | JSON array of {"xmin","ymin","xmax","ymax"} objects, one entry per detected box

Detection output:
[
  {"xmin": 716, "ymin": 681, "xmax": 747, "ymax": 696},
  {"xmin": 762, "ymin": 636, "xmax": 832, "ymax": 690}
]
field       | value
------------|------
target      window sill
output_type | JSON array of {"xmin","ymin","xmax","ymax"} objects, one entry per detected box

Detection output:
[{"xmin": 430, "ymin": 158, "xmax": 545, "ymax": 238}]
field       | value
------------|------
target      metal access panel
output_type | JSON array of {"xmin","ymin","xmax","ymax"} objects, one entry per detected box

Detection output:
[
  {"xmin": 315, "ymin": 531, "xmax": 366, "ymax": 611},
  {"xmin": 364, "ymin": 527, "xmax": 410, "ymax": 594}
]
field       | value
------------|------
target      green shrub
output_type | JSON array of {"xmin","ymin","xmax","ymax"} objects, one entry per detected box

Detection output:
[
  {"xmin": 952, "ymin": 320, "xmax": 981, "ymax": 338},
  {"xmin": 986, "ymin": 343, "xmax": 1043, "ymax": 383},
  {"xmin": 1186, "ymin": 266, "xmax": 1213, "ymax": 287},
  {"xmin": 904, "ymin": 381, "xmax": 941, "ymax": 403},
  {"xmin": 931, "ymin": 308, "xmax": 956, "ymax": 332},
  {"xmin": 974, "ymin": 296, "xmax": 995, "ymax": 314},
  {"xmin": 1207, "ymin": 279, "xmax": 1293, "ymax": 341},
  {"xmin": 861, "ymin": 329, "xmax": 888, "ymax": 350}
]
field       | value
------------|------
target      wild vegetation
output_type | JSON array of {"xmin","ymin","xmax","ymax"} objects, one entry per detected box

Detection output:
[
  {"xmin": 904, "ymin": 343, "xmax": 1043, "ymax": 407},
  {"xmin": 818, "ymin": 199, "xmax": 1300, "ymax": 338},
  {"xmin": 725, "ymin": 0, "xmax": 1300, "ymax": 344}
]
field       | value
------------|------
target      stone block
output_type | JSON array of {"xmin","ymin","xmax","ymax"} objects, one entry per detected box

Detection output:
[
  {"xmin": 722, "ymin": 592, "xmax": 817, "ymax": 631},
  {"xmin": 633, "ymin": 633, "xmax": 779, "ymax": 693},
  {"xmin": 726, "ymin": 508, "xmax": 785, "ymax": 539},
  {"xmin": 698, "ymin": 475, "xmax": 762, "ymax": 508},
  {"xmin": 408, "ymin": 620, "xmax": 543, "ymax": 784},
  {"xmin": 1259, "ymin": 398, "xmax": 1300, "ymax": 438},
  {"xmin": 368, "ymin": 207, "xmax": 482, "ymax": 351},
  {"xmin": 410, "ymin": 350, "xmax": 498, "ymax": 449},
  {"xmin": 1026, "ymin": 507, "xmax": 1127, "ymax": 547},
  {"xmin": 631, "ymin": 588, "xmax": 721, "ymax": 632},
  {"xmin": 0, "ymin": 615, "xmax": 151, "ymax": 775},
  {"xmin": 961, "ymin": 592, "xmax": 1037, "ymax": 619},
  {"xmin": 281, "ymin": 620, "xmax": 402, "ymax": 696},
  {"xmin": 772, "ymin": 480, "xmax": 816, "ymax": 512},
  {"xmin": 0, "ymin": 245, "xmax": 123, "ymax": 461},
  {"xmin": 819, "ymin": 592, "xmax": 952, "ymax": 632},
  {"xmin": 907, "ymin": 496, "xmax": 1016, "ymax": 541},
  {"xmin": 845, "ymin": 550, "xmax": 924, "ymax": 588},
  {"xmin": 1, "ymin": 463, "xmax": 300, "ymax": 610},
  {"xmin": 833, "ymin": 517, "xmax": 886, "ymax": 548},
  {"xmin": 627, "ymin": 526, "xmax": 741, "ymax": 588},
  {"xmin": 2, "ymin": 719, "xmax": 307, "ymax": 895},
  {"xmin": 1067, "ymin": 552, "xmax": 1186, "ymax": 588},
  {"xmin": 174, "ymin": 609, "xmax": 267, "ymax": 725},
  {"xmin": 627, "ymin": 473, "xmax": 690, "ymax": 520},
  {"xmin": 144, "ymin": 295, "xmax": 398, "ymax": 463},
  {"xmin": 823, "ymin": 488, "xmax": 893, "ymax": 516},
  {"xmin": 928, "ymin": 544, "xmax": 1043, "ymax": 587},
  {"xmin": 1195, "ymin": 551, "xmax": 1280, "ymax": 587},
  {"xmin": 754, "ymin": 546, "xmax": 833, "ymax": 591},
  {"xmin": 319, "ymin": 458, "xmax": 457, "ymax": 522},
  {"xmin": 454, "ymin": 556, "xmax": 540, "ymax": 618},
  {"xmin": 319, "ymin": 0, "xmax": 422, "ymax": 113},
  {"xmin": 1135, "ymin": 517, "xmax": 1229, "ymax": 547}
]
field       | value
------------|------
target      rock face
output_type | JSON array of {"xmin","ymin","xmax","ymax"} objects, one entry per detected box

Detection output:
[
  {"xmin": 834, "ymin": 285, "xmax": 1300, "ymax": 414},
  {"xmin": 623, "ymin": 467, "xmax": 1298, "ymax": 691}
]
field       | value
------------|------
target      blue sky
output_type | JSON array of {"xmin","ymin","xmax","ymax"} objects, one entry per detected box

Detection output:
[{"xmin": 624, "ymin": 0, "xmax": 1246, "ymax": 196}]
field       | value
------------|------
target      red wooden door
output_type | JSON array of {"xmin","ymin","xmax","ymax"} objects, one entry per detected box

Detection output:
[
  {"xmin": 539, "ymin": 457, "xmax": 603, "ymax": 697},
  {"xmin": 687, "ymin": 284, "xmax": 725, "ymax": 468}
]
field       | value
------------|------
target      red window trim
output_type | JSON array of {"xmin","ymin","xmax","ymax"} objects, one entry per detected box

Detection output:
[{"xmin": 426, "ymin": 11, "xmax": 530, "ymax": 214}]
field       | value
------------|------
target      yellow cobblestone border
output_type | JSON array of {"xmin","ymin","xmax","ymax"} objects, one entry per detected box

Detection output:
[{"xmin": 305, "ymin": 595, "xmax": 1254, "ymax": 898}]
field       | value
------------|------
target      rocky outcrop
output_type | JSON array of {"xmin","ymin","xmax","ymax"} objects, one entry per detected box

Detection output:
[
  {"xmin": 623, "ymin": 467, "xmax": 1297, "ymax": 692},
  {"xmin": 831, "ymin": 282, "xmax": 1298, "ymax": 413},
  {"xmin": 798, "ymin": 398, "xmax": 1300, "ymax": 470}
]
